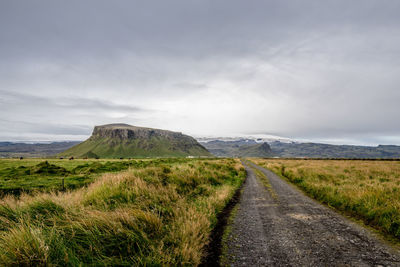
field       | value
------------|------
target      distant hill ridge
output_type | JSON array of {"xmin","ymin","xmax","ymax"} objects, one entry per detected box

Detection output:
[
  {"xmin": 269, "ymin": 141, "xmax": 400, "ymax": 158},
  {"xmin": 0, "ymin": 141, "xmax": 80, "ymax": 158},
  {"xmin": 200, "ymin": 138, "xmax": 400, "ymax": 158},
  {"xmin": 2, "ymin": 132, "xmax": 400, "ymax": 159},
  {"xmin": 59, "ymin": 124, "xmax": 211, "ymax": 158},
  {"xmin": 201, "ymin": 139, "xmax": 273, "ymax": 157}
]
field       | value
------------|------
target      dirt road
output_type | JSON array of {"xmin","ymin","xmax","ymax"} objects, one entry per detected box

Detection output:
[{"xmin": 224, "ymin": 161, "xmax": 400, "ymax": 266}]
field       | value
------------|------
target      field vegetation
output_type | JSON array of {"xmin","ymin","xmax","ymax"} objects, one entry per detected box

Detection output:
[
  {"xmin": 251, "ymin": 159, "xmax": 400, "ymax": 241},
  {"xmin": 0, "ymin": 158, "xmax": 245, "ymax": 265},
  {"xmin": 0, "ymin": 158, "xmax": 159, "ymax": 195}
]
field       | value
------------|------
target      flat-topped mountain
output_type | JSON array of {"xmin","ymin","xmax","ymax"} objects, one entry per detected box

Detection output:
[{"xmin": 59, "ymin": 124, "xmax": 211, "ymax": 158}]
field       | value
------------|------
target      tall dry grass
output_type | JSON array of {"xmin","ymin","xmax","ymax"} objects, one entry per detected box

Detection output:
[
  {"xmin": 252, "ymin": 159, "xmax": 400, "ymax": 240},
  {"xmin": 0, "ymin": 159, "xmax": 245, "ymax": 266}
]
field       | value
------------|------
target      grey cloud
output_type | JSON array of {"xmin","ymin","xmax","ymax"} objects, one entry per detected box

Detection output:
[
  {"xmin": 0, "ymin": 90, "xmax": 146, "ymax": 113},
  {"xmin": 0, "ymin": 90, "xmax": 149, "ymax": 140},
  {"xmin": 0, "ymin": 119, "xmax": 91, "ymax": 136},
  {"xmin": 0, "ymin": 1, "xmax": 400, "ymax": 144},
  {"xmin": 1, "ymin": 0, "xmax": 398, "ymax": 61}
]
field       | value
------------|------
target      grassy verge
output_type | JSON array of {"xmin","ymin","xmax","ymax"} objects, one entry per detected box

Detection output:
[
  {"xmin": 219, "ymin": 202, "xmax": 240, "ymax": 266},
  {"xmin": 0, "ymin": 158, "xmax": 245, "ymax": 265},
  {"xmin": 200, "ymin": 173, "xmax": 245, "ymax": 266},
  {"xmin": 251, "ymin": 158, "xmax": 400, "ymax": 241}
]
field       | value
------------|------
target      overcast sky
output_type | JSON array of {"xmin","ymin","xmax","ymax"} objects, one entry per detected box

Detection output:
[{"xmin": 1, "ymin": 0, "xmax": 400, "ymax": 145}]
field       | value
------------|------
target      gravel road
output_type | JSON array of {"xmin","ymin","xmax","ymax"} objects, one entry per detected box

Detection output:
[{"xmin": 224, "ymin": 161, "xmax": 400, "ymax": 266}]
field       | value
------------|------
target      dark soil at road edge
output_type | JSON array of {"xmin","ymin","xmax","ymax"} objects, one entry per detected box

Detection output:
[{"xmin": 199, "ymin": 174, "xmax": 246, "ymax": 267}]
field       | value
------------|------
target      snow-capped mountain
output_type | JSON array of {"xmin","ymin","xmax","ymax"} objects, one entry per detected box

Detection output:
[{"xmin": 195, "ymin": 134, "xmax": 294, "ymax": 144}]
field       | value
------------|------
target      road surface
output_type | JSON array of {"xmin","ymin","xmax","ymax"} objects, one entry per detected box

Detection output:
[{"xmin": 224, "ymin": 161, "xmax": 400, "ymax": 266}]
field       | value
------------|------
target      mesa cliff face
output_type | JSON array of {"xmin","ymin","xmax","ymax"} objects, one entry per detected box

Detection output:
[
  {"xmin": 91, "ymin": 124, "xmax": 191, "ymax": 140},
  {"xmin": 59, "ymin": 124, "xmax": 211, "ymax": 158}
]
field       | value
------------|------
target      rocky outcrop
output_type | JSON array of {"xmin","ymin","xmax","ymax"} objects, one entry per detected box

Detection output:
[
  {"xmin": 259, "ymin": 142, "xmax": 272, "ymax": 153},
  {"xmin": 91, "ymin": 124, "xmax": 192, "ymax": 141}
]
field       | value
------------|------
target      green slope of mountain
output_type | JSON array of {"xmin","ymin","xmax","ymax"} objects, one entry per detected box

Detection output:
[
  {"xmin": 236, "ymin": 142, "xmax": 273, "ymax": 157},
  {"xmin": 59, "ymin": 124, "xmax": 211, "ymax": 158}
]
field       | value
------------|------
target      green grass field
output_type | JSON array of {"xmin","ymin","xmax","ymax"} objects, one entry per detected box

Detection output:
[
  {"xmin": 0, "ymin": 158, "xmax": 245, "ymax": 265},
  {"xmin": 251, "ymin": 159, "xmax": 400, "ymax": 241},
  {"xmin": 0, "ymin": 158, "xmax": 179, "ymax": 194}
]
